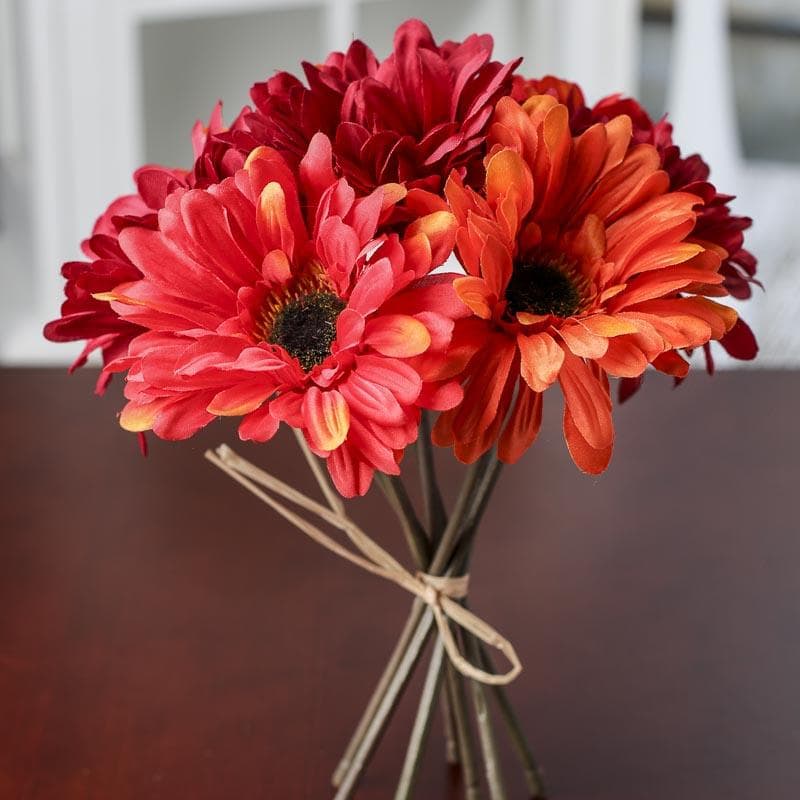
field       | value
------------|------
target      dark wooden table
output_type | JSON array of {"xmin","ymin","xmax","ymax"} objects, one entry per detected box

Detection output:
[{"xmin": 1, "ymin": 367, "xmax": 798, "ymax": 800}]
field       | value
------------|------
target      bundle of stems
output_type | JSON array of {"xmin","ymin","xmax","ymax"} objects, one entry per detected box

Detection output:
[
  {"xmin": 319, "ymin": 413, "xmax": 549, "ymax": 800},
  {"xmin": 210, "ymin": 417, "xmax": 547, "ymax": 799}
]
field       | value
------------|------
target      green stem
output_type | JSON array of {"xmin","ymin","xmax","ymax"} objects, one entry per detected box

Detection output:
[
  {"xmin": 476, "ymin": 643, "xmax": 547, "ymax": 799},
  {"xmin": 333, "ymin": 609, "xmax": 437, "ymax": 800},
  {"xmin": 331, "ymin": 598, "xmax": 426, "ymax": 788},
  {"xmin": 333, "ymin": 525, "xmax": 480, "ymax": 798},
  {"xmin": 464, "ymin": 458, "xmax": 504, "ymax": 535},
  {"xmin": 375, "ymin": 472, "xmax": 430, "ymax": 568},
  {"xmin": 429, "ymin": 452, "xmax": 495, "ymax": 575},
  {"xmin": 440, "ymin": 682, "xmax": 460, "ymax": 765},
  {"xmin": 417, "ymin": 411, "xmax": 447, "ymax": 542},
  {"xmin": 332, "ymin": 452, "xmax": 503, "ymax": 796},
  {"xmin": 446, "ymin": 661, "xmax": 483, "ymax": 800},
  {"xmin": 466, "ymin": 635, "xmax": 508, "ymax": 800},
  {"xmin": 393, "ymin": 637, "xmax": 447, "ymax": 800}
]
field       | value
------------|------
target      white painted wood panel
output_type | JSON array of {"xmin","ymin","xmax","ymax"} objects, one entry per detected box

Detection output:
[{"xmin": 0, "ymin": 0, "xmax": 796, "ymax": 366}]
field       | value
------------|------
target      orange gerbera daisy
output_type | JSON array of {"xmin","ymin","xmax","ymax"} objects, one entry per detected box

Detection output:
[{"xmin": 433, "ymin": 95, "xmax": 738, "ymax": 473}]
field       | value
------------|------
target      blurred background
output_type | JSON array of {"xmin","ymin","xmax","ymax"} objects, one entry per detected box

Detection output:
[{"xmin": 1, "ymin": 0, "xmax": 798, "ymax": 368}]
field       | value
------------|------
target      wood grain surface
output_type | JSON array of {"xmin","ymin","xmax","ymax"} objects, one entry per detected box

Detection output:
[{"xmin": 1, "ymin": 367, "xmax": 798, "ymax": 800}]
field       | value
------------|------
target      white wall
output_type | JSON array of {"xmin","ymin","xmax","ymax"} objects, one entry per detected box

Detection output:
[{"xmin": 0, "ymin": 0, "xmax": 797, "ymax": 366}]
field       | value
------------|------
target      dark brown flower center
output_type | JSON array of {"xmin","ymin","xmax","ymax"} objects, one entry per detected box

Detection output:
[
  {"xmin": 505, "ymin": 262, "xmax": 582, "ymax": 319},
  {"xmin": 268, "ymin": 291, "xmax": 346, "ymax": 371}
]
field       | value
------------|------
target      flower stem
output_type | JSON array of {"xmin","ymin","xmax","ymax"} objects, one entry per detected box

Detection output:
[
  {"xmin": 332, "ymin": 452, "xmax": 502, "ymax": 796},
  {"xmin": 331, "ymin": 598, "xmax": 426, "ymax": 788},
  {"xmin": 445, "ymin": 660, "xmax": 484, "ymax": 800},
  {"xmin": 440, "ymin": 681, "xmax": 460, "ymax": 765},
  {"xmin": 333, "ymin": 525, "xmax": 480, "ymax": 798},
  {"xmin": 429, "ymin": 452, "xmax": 495, "ymax": 574},
  {"xmin": 375, "ymin": 472, "xmax": 430, "ymax": 568},
  {"xmin": 333, "ymin": 608, "xmax": 437, "ymax": 800},
  {"xmin": 476, "ymin": 643, "xmax": 547, "ymax": 799},
  {"xmin": 417, "ymin": 411, "xmax": 447, "ymax": 541},
  {"xmin": 466, "ymin": 635, "xmax": 508, "ymax": 800},
  {"xmin": 393, "ymin": 636, "xmax": 447, "ymax": 800}
]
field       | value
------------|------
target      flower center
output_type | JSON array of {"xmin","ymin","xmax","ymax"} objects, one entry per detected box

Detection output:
[
  {"xmin": 505, "ymin": 261, "xmax": 582, "ymax": 319},
  {"xmin": 268, "ymin": 291, "xmax": 346, "ymax": 371}
]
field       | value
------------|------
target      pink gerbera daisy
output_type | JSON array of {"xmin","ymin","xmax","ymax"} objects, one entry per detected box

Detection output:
[{"xmin": 99, "ymin": 136, "xmax": 462, "ymax": 496}]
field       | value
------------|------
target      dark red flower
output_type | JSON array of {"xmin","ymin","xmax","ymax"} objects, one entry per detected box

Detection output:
[
  {"xmin": 246, "ymin": 19, "xmax": 520, "ymax": 197},
  {"xmin": 590, "ymin": 93, "xmax": 759, "ymax": 304},
  {"xmin": 44, "ymin": 103, "xmax": 250, "ymax": 393}
]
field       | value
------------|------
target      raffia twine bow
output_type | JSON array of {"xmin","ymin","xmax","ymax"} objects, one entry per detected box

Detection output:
[{"xmin": 205, "ymin": 444, "xmax": 522, "ymax": 686}]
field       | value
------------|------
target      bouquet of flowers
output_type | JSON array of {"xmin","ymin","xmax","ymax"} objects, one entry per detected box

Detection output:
[{"xmin": 44, "ymin": 19, "xmax": 759, "ymax": 799}]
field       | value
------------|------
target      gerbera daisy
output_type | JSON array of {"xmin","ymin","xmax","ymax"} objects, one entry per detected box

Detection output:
[
  {"xmin": 44, "ymin": 103, "xmax": 250, "ymax": 394},
  {"xmin": 433, "ymin": 95, "xmax": 738, "ymax": 473},
  {"xmin": 99, "ymin": 136, "xmax": 461, "ymax": 496},
  {"xmin": 246, "ymin": 18, "xmax": 520, "ymax": 197},
  {"xmin": 513, "ymin": 75, "xmax": 758, "ymax": 395}
]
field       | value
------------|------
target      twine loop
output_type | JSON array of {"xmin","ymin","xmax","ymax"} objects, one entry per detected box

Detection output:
[{"xmin": 206, "ymin": 445, "xmax": 522, "ymax": 686}]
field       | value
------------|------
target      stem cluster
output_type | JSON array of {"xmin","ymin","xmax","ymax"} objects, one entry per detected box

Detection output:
[{"xmin": 299, "ymin": 417, "xmax": 548, "ymax": 799}]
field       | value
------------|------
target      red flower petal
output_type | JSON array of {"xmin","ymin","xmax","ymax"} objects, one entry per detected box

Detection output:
[
  {"xmin": 238, "ymin": 404, "xmax": 281, "ymax": 442},
  {"xmin": 207, "ymin": 381, "xmax": 272, "ymax": 417},
  {"xmin": 353, "ymin": 354, "xmax": 422, "ymax": 405}
]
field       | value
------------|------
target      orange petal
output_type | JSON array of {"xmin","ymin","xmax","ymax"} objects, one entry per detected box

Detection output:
[
  {"xmin": 451, "ymin": 336, "xmax": 517, "ymax": 445},
  {"xmin": 454, "ymin": 276, "xmax": 494, "ymax": 320},
  {"xmin": 520, "ymin": 93, "xmax": 559, "ymax": 127},
  {"xmin": 485, "ymin": 148, "xmax": 533, "ymax": 235},
  {"xmin": 621, "ymin": 300, "xmax": 718, "ymax": 349},
  {"xmin": 302, "ymin": 387, "xmax": 350, "ymax": 452},
  {"xmin": 432, "ymin": 406, "xmax": 456, "ymax": 448},
  {"xmin": 600, "ymin": 114, "xmax": 633, "ymax": 175},
  {"xmin": 652, "ymin": 351, "xmax": 690, "ymax": 378},
  {"xmin": 490, "ymin": 96, "xmax": 539, "ymax": 163},
  {"xmin": 454, "ymin": 356, "xmax": 517, "ymax": 464},
  {"xmin": 517, "ymin": 331, "xmax": 564, "ymax": 392},
  {"xmin": 569, "ymin": 214, "xmax": 606, "ymax": 262},
  {"xmin": 479, "ymin": 235, "xmax": 513, "ymax": 298},
  {"xmin": 676, "ymin": 296, "xmax": 739, "ymax": 338},
  {"xmin": 498, "ymin": 382, "xmax": 543, "ymax": 463},
  {"xmin": 578, "ymin": 314, "xmax": 639, "ymax": 338},
  {"xmin": 566, "ymin": 124, "xmax": 609, "ymax": 205},
  {"xmin": 578, "ymin": 144, "xmax": 664, "ymax": 224},
  {"xmin": 363, "ymin": 314, "xmax": 431, "ymax": 357},
  {"xmin": 403, "ymin": 232, "xmax": 433, "ymax": 278},
  {"xmin": 596, "ymin": 338, "xmax": 649, "ymax": 378},
  {"xmin": 445, "ymin": 172, "xmax": 488, "ymax": 227},
  {"xmin": 563, "ymin": 404, "xmax": 613, "ymax": 475},
  {"xmin": 516, "ymin": 311, "xmax": 550, "ymax": 326},
  {"xmin": 380, "ymin": 182, "xmax": 408, "ymax": 212},
  {"xmin": 559, "ymin": 323, "xmax": 609, "ymax": 359},
  {"xmin": 405, "ymin": 211, "xmax": 457, "ymax": 269},
  {"xmin": 537, "ymin": 103, "xmax": 571, "ymax": 217},
  {"xmin": 558, "ymin": 352, "xmax": 613, "ymax": 450}
]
